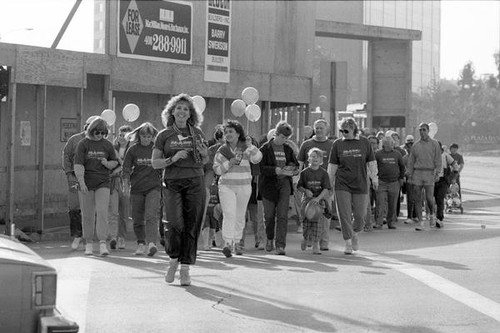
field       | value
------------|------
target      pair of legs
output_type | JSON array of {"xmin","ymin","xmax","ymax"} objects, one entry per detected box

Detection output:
[
  {"xmin": 243, "ymin": 200, "xmax": 266, "ymax": 248},
  {"xmin": 262, "ymin": 179, "xmax": 292, "ymax": 252},
  {"xmin": 218, "ymin": 184, "xmax": 252, "ymax": 255},
  {"xmin": 433, "ymin": 177, "xmax": 448, "ymax": 223},
  {"xmin": 375, "ymin": 180, "xmax": 400, "ymax": 228},
  {"xmin": 66, "ymin": 174, "xmax": 82, "ymax": 244},
  {"xmin": 131, "ymin": 188, "xmax": 161, "ymax": 247},
  {"xmin": 335, "ymin": 190, "xmax": 369, "ymax": 253},
  {"xmin": 79, "ymin": 187, "xmax": 110, "ymax": 255},
  {"xmin": 412, "ymin": 170, "xmax": 435, "ymax": 227},
  {"xmin": 108, "ymin": 184, "xmax": 129, "ymax": 247}
]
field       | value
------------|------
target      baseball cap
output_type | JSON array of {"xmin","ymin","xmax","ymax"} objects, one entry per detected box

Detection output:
[{"xmin": 405, "ymin": 135, "xmax": 414, "ymax": 143}]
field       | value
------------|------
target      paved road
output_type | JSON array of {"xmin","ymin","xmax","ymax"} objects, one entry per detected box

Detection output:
[{"xmin": 29, "ymin": 155, "xmax": 500, "ymax": 333}]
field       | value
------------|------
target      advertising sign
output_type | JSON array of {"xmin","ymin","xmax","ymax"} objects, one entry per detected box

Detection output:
[
  {"xmin": 204, "ymin": 0, "xmax": 231, "ymax": 83},
  {"xmin": 118, "ymin": 0, "xmax": 192, "ymax": 64},
  {"xmin": 60, "ymin": 118, "xmax": 79, "ymax": 142}
]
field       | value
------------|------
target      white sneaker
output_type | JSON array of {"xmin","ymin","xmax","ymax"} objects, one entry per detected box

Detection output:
[
  {"xmin": 147, "ymin": 242, "xmax": 158, "ymax": 257},
  {"xmin": 99, "ymin": 242, "xmax": 109, "ymax": 256},
  {"xmin": 135, "ymin": 243, "xmax": 146, "ymax": 255},
  {"xmin": 415, "ymin": 221, "xmax": 428, "ymax": 231},
  {"xmin": 84, "ymin": 243, "xmax": 93, "ymax": 255},
  {"xmin": 117, "ymin": 237, "xmax": 126, "ymax": 249},
  {"xmin": 344, "ymin": 240, "xmax": 353, "ymax": 255},
  {"xmin": 71, "ymin": 237, "xmax": 81, "ymax": 250},
  {"xmin": 180, "ymin": 264, "xmax": 191, "ymax": 286},
  {"xmin": 165, "ymin": 258, "xmax": 179, "ymax": 283}
]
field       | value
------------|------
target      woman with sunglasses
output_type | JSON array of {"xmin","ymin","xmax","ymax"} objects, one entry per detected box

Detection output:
[
  {"xmin": 328, "ymin": 118, "xmax": 378, "ymax": 254},
  {"xmin": 152, "ymin": 93, "xmax": 209, "ymax": 286},
  {"xmin": 74, "ymin": 117, "xmax": 119, "ymax": 256}
]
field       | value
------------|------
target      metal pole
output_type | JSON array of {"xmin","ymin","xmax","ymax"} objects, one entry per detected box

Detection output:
[
  {"xmin": 9, "ymin": 82, "xmax": 17, "ymax": 238},
  {"xmin": 51, "ymin": 0, "xmax": 82, "ymax": 49}
]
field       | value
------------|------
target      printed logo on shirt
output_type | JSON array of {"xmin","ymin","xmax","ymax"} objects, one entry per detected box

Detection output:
[
  {"xmin": 170, "ymin": 137, "xmax": 194, "ymax": 151},
  {"xmin": 341, "ymin": 149, "xmax": 362, "ymax": 158},
  {"xmin": 381, "ymin": 157, "xmax": 397, "ymax": 165},
  {"xmin": 274, "ymin": 151, "xmax": 286, "ymax": 166},
  {"xmin": 136, "ymin": 158, "xmax": 152, "ymax": 166},
  {"xmin": 87, "ymin": 150, "xmax": 107, "ymax": 160},
  {"xmin": 306, "ymin": 180, "xmax": 323, "ymax": 193}
]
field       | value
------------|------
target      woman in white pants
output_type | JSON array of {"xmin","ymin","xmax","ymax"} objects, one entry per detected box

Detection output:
[{"xmin": 213, "ymin": 120, "xmax": 262, "ymax": 257}]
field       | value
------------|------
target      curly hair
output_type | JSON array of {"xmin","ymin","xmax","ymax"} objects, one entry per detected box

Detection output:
[
  {"xmin": 161, "ymin": 93, "xmax": 204, "ymax": 127},
  {"xmin": 223, "ymin": 119, "xmax": 246, "ymax": 143}
]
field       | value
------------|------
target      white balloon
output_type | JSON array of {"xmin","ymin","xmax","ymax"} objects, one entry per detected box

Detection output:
[
  {"xmin": 245, "ymin": 104, "xmax": 261, "ymax": 122},
  {"xmin": 429, "ymin": 122, "xmax": 438, "ymax": 138},
  {"xmin": 192, "ymin": 95, "xmax": 206, "ymax": 113},
  {"xmin": 241, "ymin": 87, "xmax": 259, "ymax": 105},
  {"xmin": 122, "ymin": 103, "xmax": 140, "ymax": 122},
  {"xmin": 101, "ymin": 109, "xmax": 116, "ymax": 126},
  {"xmin": 231, "ymin": 99, "xmax": 246, "ymax": 117}
]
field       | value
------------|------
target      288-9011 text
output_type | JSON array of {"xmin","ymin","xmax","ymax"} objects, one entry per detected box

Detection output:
[{"xmin": 144, "ymin": 34, "xmax": 187, "ymax": 55}]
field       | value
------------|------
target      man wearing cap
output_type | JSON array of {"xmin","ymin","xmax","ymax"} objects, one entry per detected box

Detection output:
[
  {"xmin": 407, "ymin": 122, "xmax": 442, "ymax": 231},
  {"xmin": 449, "ymin": 143, "xmax": 464, "ymax": 197},
  {"xmin": 62, "ymin": 115, "xmax": 98, "ymax": 250}
]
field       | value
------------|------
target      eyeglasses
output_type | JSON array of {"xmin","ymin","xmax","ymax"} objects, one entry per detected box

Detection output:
[
  {"xmin": 339, "ymin": 129, "xmax": 350, "ymax": 134},
  {"xmin": 94, "ymin": 131, "xmax": 107, "ymax": 135}
]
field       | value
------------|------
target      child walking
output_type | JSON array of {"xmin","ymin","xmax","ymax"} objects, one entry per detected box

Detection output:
[{"xmin": 297, "ymin": 148, "xmax": 332, "ymax": 254}]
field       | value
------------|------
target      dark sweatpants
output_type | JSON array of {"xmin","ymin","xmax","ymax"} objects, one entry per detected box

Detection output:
[{"xmin": 163, "ymin": 176, "xmax": 205, "ymax": 265}]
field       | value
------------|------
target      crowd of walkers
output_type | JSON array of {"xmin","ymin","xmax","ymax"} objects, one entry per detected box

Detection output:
[{"xmin": 62, "ymin": 93, "xmax": 465, "ymax": 286}]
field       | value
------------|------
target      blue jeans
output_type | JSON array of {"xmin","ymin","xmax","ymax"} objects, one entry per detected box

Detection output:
[
  {"xmin": 131, "ymin": 188, "xmax": 161, "ymax": 244},
  {"xmin": 376, "ymin": 180, "xmax": 400, "ymax": 225},
  {"xmin": 335, "ymin": 190, "xmax": 368, "ymax": 240},
  {"xmin": 262, "ymin": 178, "xmax": 291, "ymax": 249},
  {"xmin": 163, "ymin": 176, "xmax": 205, "ymax": 265}
]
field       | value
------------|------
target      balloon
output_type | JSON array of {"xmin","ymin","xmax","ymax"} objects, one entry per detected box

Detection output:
[
  {"xmin": 245, "ymin": 104, "xmax": 261, "ymax": 122},
  {"xmin": 231, "ymin": 99, "xmax": 246, "ymax": 117},
  {"xmin": 192, "ymin": 95, "xmax": 206, "ymax": 113},
  {"xmin": 241, "ymin": 87, "xmax": 259, "ymax": 105},
  {"xmin": 101, "ymin": 109, "xmax": 116, "ymax": 126},
  {"xmin": 429, "ymin": 122, "xmax": 438, "ymax": 138},
  {"xmin": 122, "ymin": 103, "xmax": 140, "ymax": 122}
]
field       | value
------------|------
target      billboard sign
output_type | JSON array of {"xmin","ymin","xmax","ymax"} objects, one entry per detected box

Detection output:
[
  {"xmin": 204, "ymin": 0, "xmax": 231, "ymax": 83},
  {"xmin": 118, "ymin": 0, "xmax": 192, "ymax": 64}
]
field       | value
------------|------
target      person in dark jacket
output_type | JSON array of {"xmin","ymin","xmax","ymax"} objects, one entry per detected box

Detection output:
[{"xmin": 259, "ymin": 121, "xmax": 299, "ymax": 255}]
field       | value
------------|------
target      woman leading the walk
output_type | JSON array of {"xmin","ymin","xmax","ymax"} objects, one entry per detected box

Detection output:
[
  {"xmin": 328, "ymin": 117, "xmax": 378, "ymax": 254},
  {"xmin": 152, "ymin": 93, "xmax": 209, "ymax": 286}
]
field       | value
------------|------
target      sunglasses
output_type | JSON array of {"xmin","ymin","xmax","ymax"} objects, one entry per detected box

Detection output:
[
  {"xmin": 94, "ymin": 131, "xmax": 107, "ymax": 136},
  {"xmin": 339, "ymin": 129, "xmax": 350, "ymax": 134}
]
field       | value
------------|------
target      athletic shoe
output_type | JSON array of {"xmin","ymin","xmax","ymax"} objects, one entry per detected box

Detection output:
[
  {"xmin": 84, "ymin": 243, "xmax": 93, "ymax": 255},
  {"xmin": 344, "ymin": 242, "xmax": 353, "ymax": 255},
  {"xmin": 301, "ymin": 239, "xmax": 306, "ymax": 251},
  {"xmin": 71, "ymin": 237, "xmax": 81, "ymax": 250},
  {"xmin": 297, "ymin": 225, "xmax": 303, "ymax": 233},
  {"xmin": 435, "ymin": 220, "xmax": 443, "ymax": 229},
  {"xmin": 147, "ymin": 242, "xmax": 158, "ymax": 257},
  {"xmin": 257, "ymin": 242, "xmax": 265, "ymax": 250},
  {"xmin": 99, "ymin": 242, "xmax": 109, "ymax": 256},
  {"xmin": 109, "ymin": 239, "xmax": 117, "ymax": 250},
  {"xmin": 165, "ymin": 258, "xmax": 179, "ymax": 283},
  {"xmin": 180, "ymin": 265, "xmax": 191, "ymax": 286},
  {"xmin": 117, "ymin": 237, "xmax": 126, "ymax": 249},
  {"xmin": 265, "ymin": 239, "xmax": 274, "ymax": 252},
  {"xmin": 135, "ymin": 243, "xmax": 146, "ymax": 255},
  {"xmin": 234, "ymin": 243, "xmax": 243, "ymax": 255},
  {"xmin": 352, "ymin": 234, "xmax": 359, "ymax": 251},
  {"xmin": 275, "ymin": 247, "xmax": 286, "ymax": 255},
  {"xmin": 222, "ymin": 244, "xmax": 232, "ymax": 258},
  {"xmin": 415, "ymin": 222, "xmax": 428, "ymax": 231},
  {"xmin": 312, "ymin": 242, "xmax": 322, "ymax": 255}
]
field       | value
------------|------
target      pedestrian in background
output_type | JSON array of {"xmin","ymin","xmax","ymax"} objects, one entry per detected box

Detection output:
[
  {"xmin": 407, "ymin": 122, "xmax": 442, "ymax": 231},
  {"xmin": 259, "ymin": 121, "xmax": 299, "ymax": 255},
  {"xmin": 74, "ymin": 117, "xmax": 119, "ymax": 256},
  {"xmin": 213, "ymin": 120, "xmax": 262, "ymax": 257},
  {"xmin": 152, "ymin": 93, "xmax": 209, "ymax": 286},
  {"xmin": 433, "ymin": 141, "xmax": 458, "ymax": 228},
  {"xmin": 62, "ymin": 115, "xmax": 98, "ymax": 250},
  {"xmin": 328, "ymin": 117, "xmax": 378, "ymax": 254},
  {"xmin": 374, "ymin": 136, "xmax": 405, "ymax": 230},
  {"xmin": 108, "ymin": 125, "xmax": 133, "ymax": 250},
  {"xmin": 297, "ymin": 148, "xmax": 332, "ymax": 254},
  {"xmin": 449, "ymin": 143, "xmax": 464, "ymax": 197},
  {"xmin": 123, "ymin": 122, "xmax": 161, "ymax": 256},
  {"xmin": 364, "ymin": 134, "xmax": 380, "ymax": 231}
]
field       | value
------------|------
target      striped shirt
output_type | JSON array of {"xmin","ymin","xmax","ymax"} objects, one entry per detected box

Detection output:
[{"xmin": 213, "ymin": 144, "xmax": 262, "ymax": 186}]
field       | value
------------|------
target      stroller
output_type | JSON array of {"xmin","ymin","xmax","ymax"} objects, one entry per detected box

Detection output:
[{"xmin": 445, "ymin": 177, "xmax": 463, "ymax": 214}]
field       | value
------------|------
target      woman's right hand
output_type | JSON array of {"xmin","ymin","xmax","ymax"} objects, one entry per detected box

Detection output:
[
  {"xmin": 172, "ymin": 150, "xmax": 188, "ymax": 162},
  {"xmin": 79, "ymin": 182, "xmax": 88, "ymax": 194}
]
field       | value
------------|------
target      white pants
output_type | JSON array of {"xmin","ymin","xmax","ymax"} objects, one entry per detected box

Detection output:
[{"xmin": 219, "ymin": 184, "xmax": 252, "ymax": 244}]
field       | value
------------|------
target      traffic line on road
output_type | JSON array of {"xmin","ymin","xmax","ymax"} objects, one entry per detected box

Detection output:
[{"xmin": 360, "ymin": 251, "xmax": 500, "ymax": 322}]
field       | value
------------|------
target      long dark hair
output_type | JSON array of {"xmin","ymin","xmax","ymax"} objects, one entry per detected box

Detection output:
[{"xmin": 223, "ymin": 119, "xmax": 246, "ymax": 143}]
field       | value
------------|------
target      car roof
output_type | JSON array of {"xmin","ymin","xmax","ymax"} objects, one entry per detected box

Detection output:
[{"xmin": 0, "ymin": 234, "xmax": 54, "ymax": 269}]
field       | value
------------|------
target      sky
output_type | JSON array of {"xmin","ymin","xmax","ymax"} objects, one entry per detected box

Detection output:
[{"xmin": 0, "ymin": 0, "xmax": 499, "ymax": 80}]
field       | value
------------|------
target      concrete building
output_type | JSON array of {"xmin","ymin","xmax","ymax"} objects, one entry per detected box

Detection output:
[{"xmin": 0, "ymin": 0, "xmax": 421, "ymax": 232}]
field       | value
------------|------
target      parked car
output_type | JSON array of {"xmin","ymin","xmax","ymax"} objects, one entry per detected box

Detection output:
[{"xmin": 0, "ymin": 234, "xmax": 78, "ymax": 333}]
